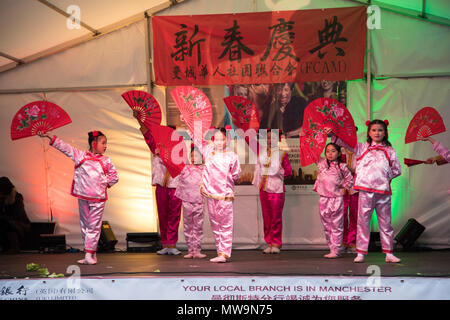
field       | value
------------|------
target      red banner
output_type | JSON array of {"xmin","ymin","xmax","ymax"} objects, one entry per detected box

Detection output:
[{"xmin": 152, "ymin": 7, "xmax": 366, "ymax": 86}]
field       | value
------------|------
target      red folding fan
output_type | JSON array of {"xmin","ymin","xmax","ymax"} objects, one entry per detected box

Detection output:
[
  {"xmin": 121, "ymin": 90, "xmax": 162, "ymax": 128},
  {"xmin": 148, "ymin": 125, "xmax": 186, "ymax": 178},
  {"xmin": 304, "ymin": 97, "xmax": 357, "ymax": 149},
  {"xmin": 405, "ymin": 107, "xmax": 446, "ymax": 144},
  {"xmin": 11, "ymin": 101, "xmax": 72, "ymax": 140},
  {"xmin": 299, "ymin": 127, "xmax": 328, "ymax": 167},
  {"xmin": 404, "ymin": 158, "xmax": 426, "ymax": 167},
  {"xmin": 223, "ymin": 96, "xmax": 260, "ymax": 131},
  {"xmin": 170, "ymin": 86, "xmax": 212, "ymax": 145},
  {"xmin": 223, "ymin": 95, "xmax": 260, "ymax": 155}
]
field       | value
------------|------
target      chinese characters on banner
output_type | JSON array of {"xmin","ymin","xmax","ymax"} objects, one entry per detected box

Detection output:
[{"xmin": 152, "ymin": 7, "xmax": 366, "ymax": 86}]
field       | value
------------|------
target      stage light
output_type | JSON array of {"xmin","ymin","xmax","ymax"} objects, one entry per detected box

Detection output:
[
  {"xmin": 39, "ymin": 234, "xmax": 66, "ymax": 253},
  {"xmin": 24, "ymin": 222, "xmax": 56, "ymax": 251},
  {"xmin": 126, "ymin": 232, "xmax": 162, "ymax": 252},
  {"xmin": 395, "ymin": 218, "xmax": 425, "ymax": 250},
  {"xmin": 98, "ymin": 221, "xmax": 118, "ymax": 252}
]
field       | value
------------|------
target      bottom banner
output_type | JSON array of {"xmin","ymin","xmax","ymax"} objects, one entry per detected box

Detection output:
[{"xmin": 0, "ymin": 276, "xmax": 448, "ymax": 300}]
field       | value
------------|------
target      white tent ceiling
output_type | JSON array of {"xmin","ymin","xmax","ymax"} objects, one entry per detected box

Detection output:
[
  {"xmin": 1, "ymin": 0, "xmax": 449, "ymax": 74},
  {"xmin": 0, "ymin": 0, "xmax": 181, "ymax": 71}
]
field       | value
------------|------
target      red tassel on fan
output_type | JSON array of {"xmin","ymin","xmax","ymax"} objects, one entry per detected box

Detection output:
[{"xmin": 11, "ymin": 101, "xmax": 72, "ymax": 140}]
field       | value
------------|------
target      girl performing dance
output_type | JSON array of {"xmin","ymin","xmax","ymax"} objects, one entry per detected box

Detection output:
[
  {"xmin": 39, "ymin": 131, "xmax": 118, "ymax": 265},
  {"xmin": 252, "ymin": 129, "xmax": 292, "ymax": 254},
  {"xmin": 133, "ymin": 112, "xmax": 182, "ymax": 255},
  {"xmin": 329, "ymin": 119, "xmax": 402, "ymax": 263},
  {"xmin": 313, "ymin": 142, "xmax": 353, "ymax": 258},
  {"xmin": 175, "ymin": 145, "xmax": 206, "ymax": 259},
  {"xmin": 201, "ymin": 127, "xmax": 241, "ymax": 263}
]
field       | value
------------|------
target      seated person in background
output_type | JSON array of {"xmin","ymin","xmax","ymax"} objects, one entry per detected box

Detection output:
[{"xmin": 0, "ymin": 177, "xmax": 31, "ymax": 253}]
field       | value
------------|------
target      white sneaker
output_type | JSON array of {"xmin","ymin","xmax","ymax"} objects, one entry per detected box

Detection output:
[
  {"xmin": 157, "ymin": 248, "xmax": 170, "ymax": 255},
  {"xmin": 167, "ymin": 248, "xmax": 181, "ymax": 255}
]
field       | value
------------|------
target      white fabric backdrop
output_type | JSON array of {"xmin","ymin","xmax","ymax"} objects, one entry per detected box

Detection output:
[
  {"xmin": 370, "ymin": 9, "xmax": 450, "ymax": 77},
  {"xmin": 0, "ymin": 1, "xmax": 448, "ymax": 250},
  {"xmin": 0, "ymin": 21, "xmax": 147, "ymax": 90}
]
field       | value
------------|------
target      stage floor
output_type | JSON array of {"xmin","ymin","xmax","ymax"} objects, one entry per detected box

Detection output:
[{"xmin": 1, "ymin": 249, "xmax": 449, "ymax": 279}]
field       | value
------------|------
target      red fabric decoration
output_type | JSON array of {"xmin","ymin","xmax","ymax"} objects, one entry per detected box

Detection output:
[
  {"xmin": 11, "ymin": 100, "xmax": 72, "ymax": 140},
  {"xmin": 92, "ymin": 131, "xmax": 99, "ymax": 149}
]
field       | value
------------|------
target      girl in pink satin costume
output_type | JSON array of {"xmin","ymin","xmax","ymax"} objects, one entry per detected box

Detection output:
[
  {"xmin": 134, "ymin": 113, "xmax": 182, "ymax": 256},
  {"xmin": 175, "ymin": 145, "xmax": 207, "ymax": 259},
  {"xmin": 201, "ymin": 128, "xmax": 241, "ymax": 263},
  {"xmin": 329, "ymin": 119, "xmax": 402, "ymax": 263},
  {"xmin": 252, "ymin": 130, "xmax": 293, "ymax": 254},
  {"xmin": 40, "ymin": 131, "xmax": 118, "ymax": 265},
  {"xmin": 313, "ymin": 143, "xmax": 353, "ymax": 258}
]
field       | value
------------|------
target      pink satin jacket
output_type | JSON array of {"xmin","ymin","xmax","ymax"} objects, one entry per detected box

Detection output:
[
  {"xmin": 433, "ymin": 141, "xmax": 450, "ymax": 162},
  {"xmin": 252, "ymin": 150, "xmax": 293, "ymax": 193},
  {"xmin": 175, "ymin": 164, "xmax": 204, "ymax": 203},
  {"xmin": 201, "ymin": 145, "xmax": 241, "ymax": 201},
  {"xmin": 142, "ymin": 128, "xmax": 179, "ymax": 188},
  {"xmin": 313, "ymin": 157, "xmax": 353, "ymax": 197},
  {"xmin": 333, "ymin": 136, "xmax": 401, "ymax": 195},
  {"xmin": 50, "ymin": 136, "xmax": 118, "ymax": 202},
  {"xmin": 152, "ymin": 156, "xmax": 179, "ymax": 188}
]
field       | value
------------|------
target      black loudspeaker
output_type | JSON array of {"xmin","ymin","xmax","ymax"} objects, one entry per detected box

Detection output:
[
  {"xmin": 39, "ymin": 234, "xmax": 66, "ymax": 253},
  {"xmin": 98, "ymin": 221, "xmax": 118, "ymax": 252},
  {"xmin": 23, "ymin": 222, "xmax": 56, "ymax": 250},
  {"xmin": 395, "ymin": 218, "xmax": 425, "ymax": 249},
  {"xmin": 126, "ymin": 232, "xmax": 162, "ymax": 252}
]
